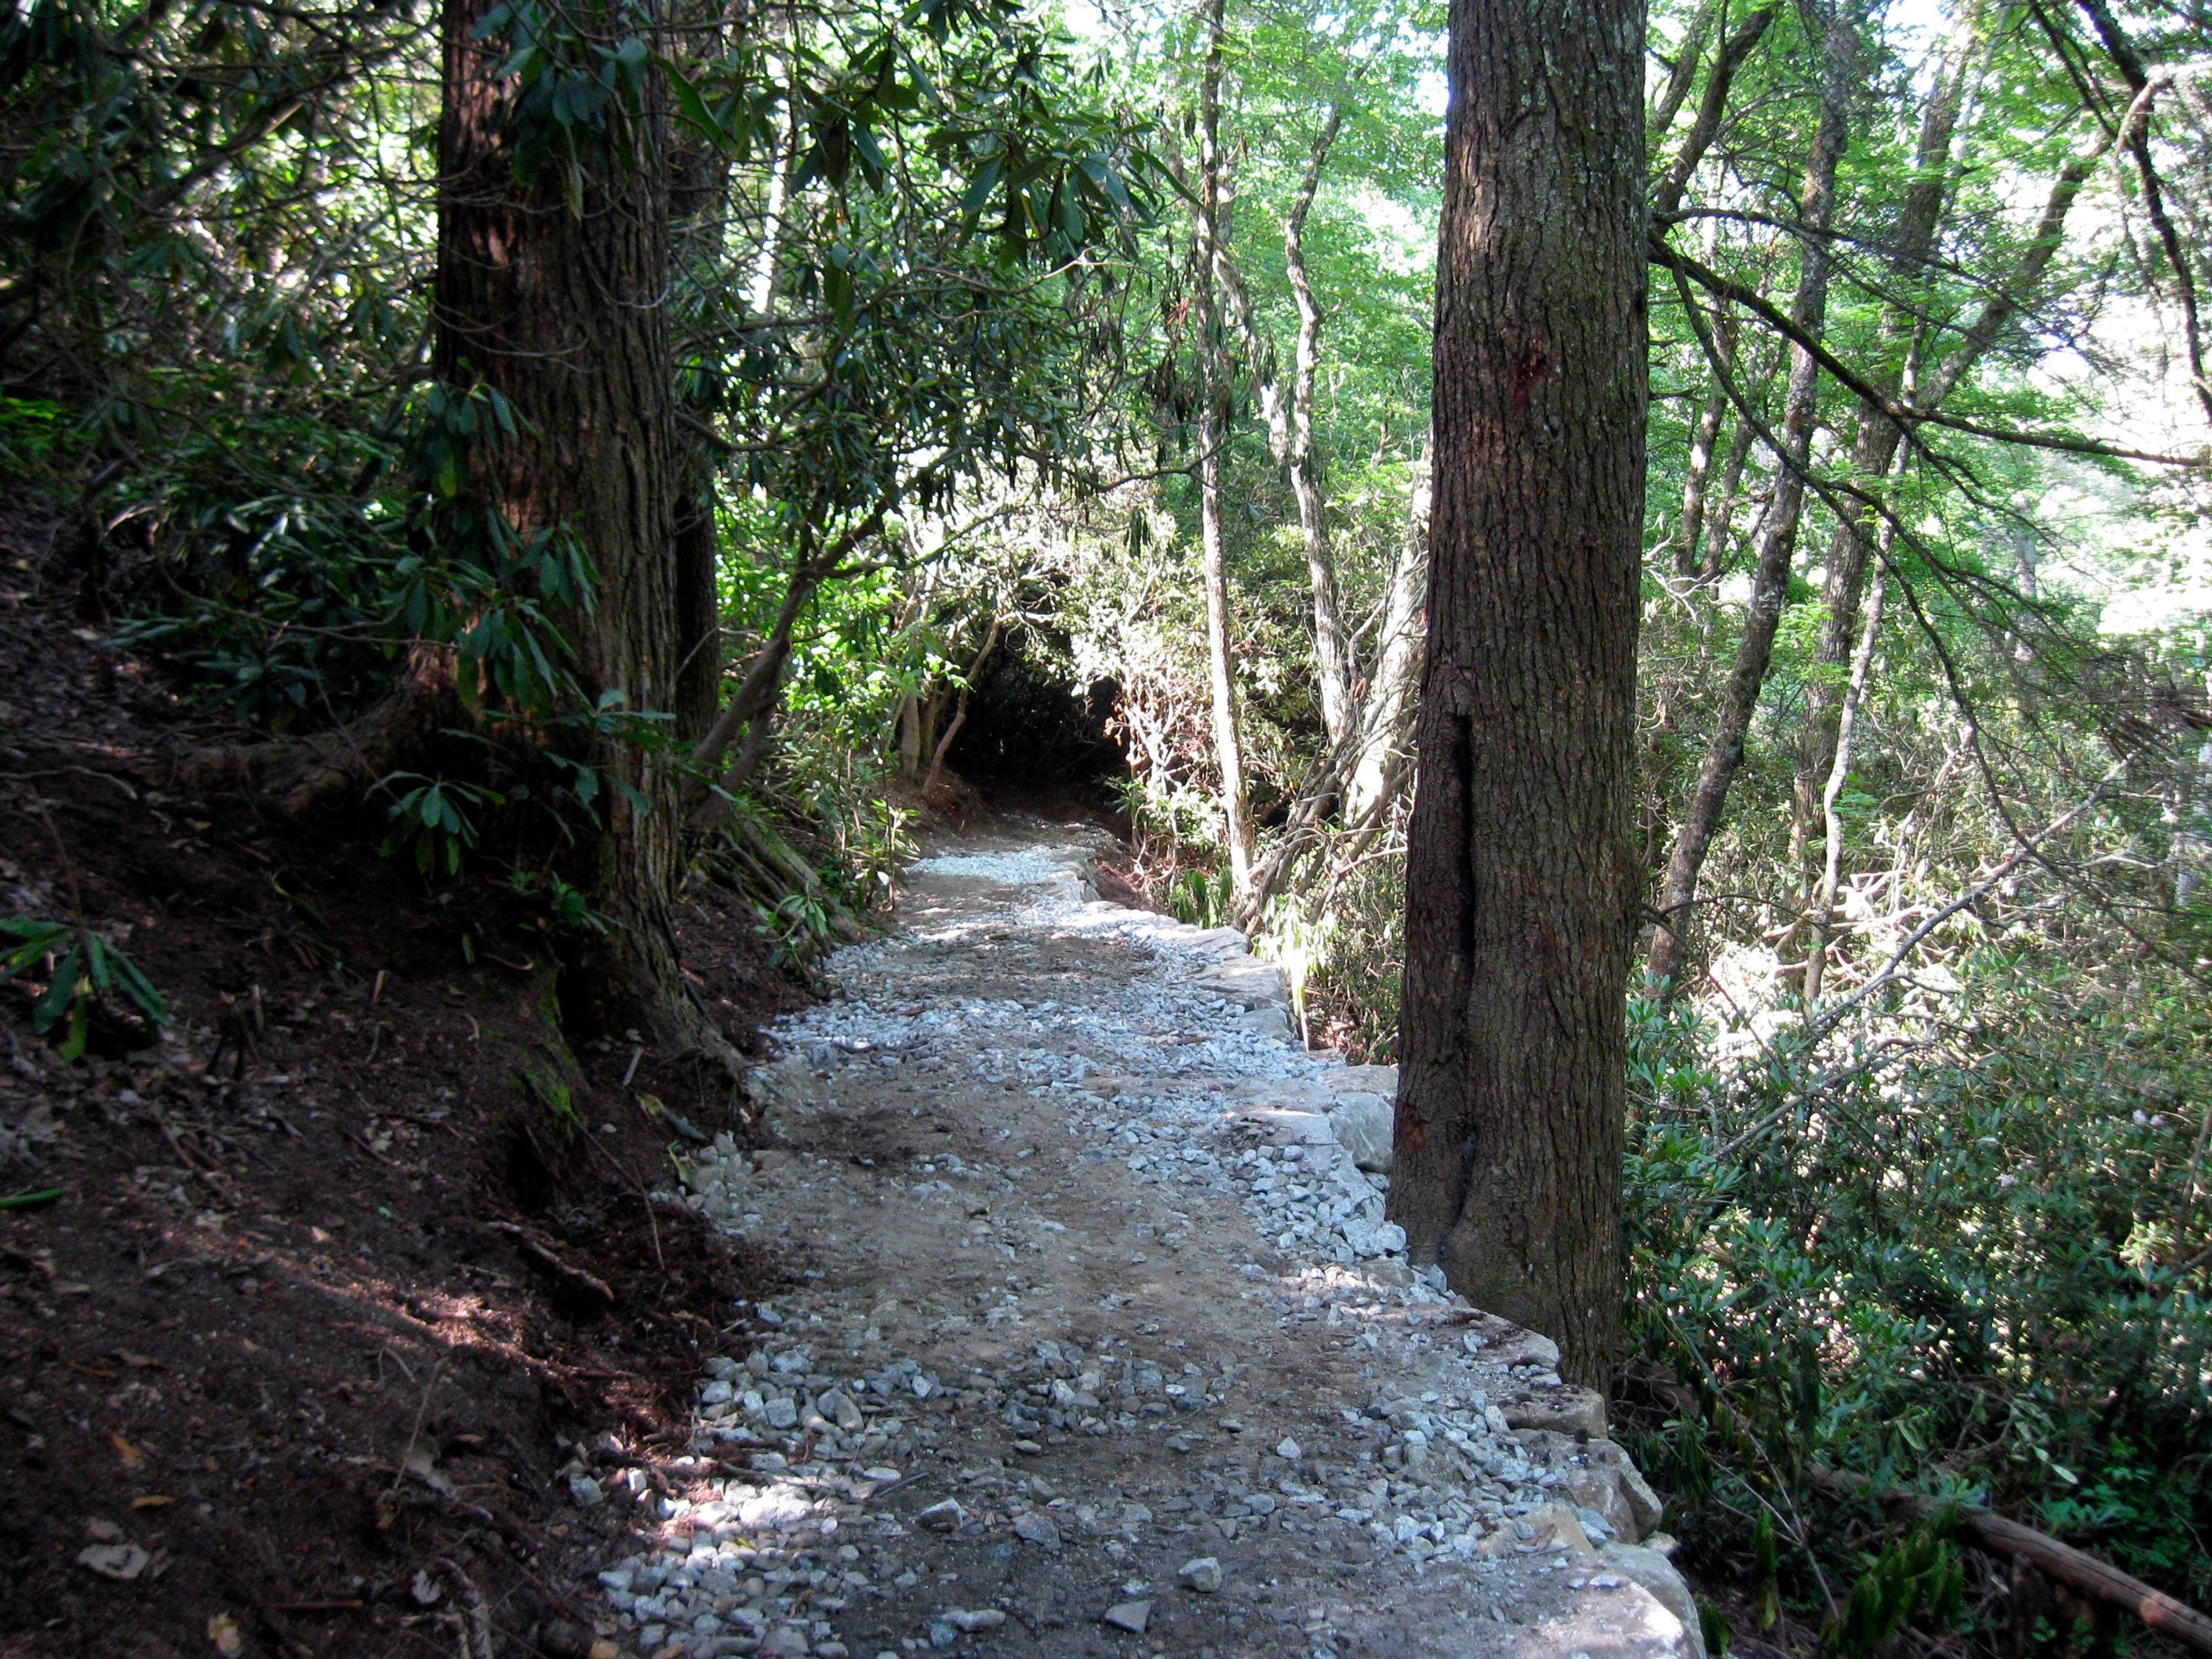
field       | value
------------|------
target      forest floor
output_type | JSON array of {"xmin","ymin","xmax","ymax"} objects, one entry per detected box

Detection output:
[
  {"xmin": 584, "ymin": 822, "xmax": 1705, "ymax": 1659},
  {"xmin": 0, "ymin": 503, "xmax": 804, "ymax": 1659}
]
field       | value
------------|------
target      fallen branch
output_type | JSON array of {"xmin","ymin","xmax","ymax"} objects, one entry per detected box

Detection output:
[
  {"xmin": 1809, "ymin": 1465, "xmax": 2212, "ymax": 1654},
  {"xmin": 484, "ymin": 1221, "xmax": 614, "ymax": 1304}
]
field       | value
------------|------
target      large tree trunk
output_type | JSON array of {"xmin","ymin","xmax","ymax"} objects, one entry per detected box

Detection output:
[
  {"xmin": 435, "ymin": 0, "xmax": 715, "ymax": 1050},
  {"xmin": 1192, "ymin": 0, "xmax": 1253, "ymax": 891},
  {"xmin": 1645, "ymin": 0, "xmax": 1855, "ymax": 996},
  {"xmin": 1389, "ymin": 0, "xmax": 1647, "ymax": 1388}
]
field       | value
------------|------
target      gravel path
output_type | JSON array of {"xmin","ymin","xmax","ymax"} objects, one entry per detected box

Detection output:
[{"xmin": 584, "ymin": 816, "xmax": 1702, "ymax": 1659}]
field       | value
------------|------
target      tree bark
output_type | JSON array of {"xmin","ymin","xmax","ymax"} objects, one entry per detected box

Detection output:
[
  {"xmin": 1344, "ymin": 438, "xmax": 1429, "ymax": 824},
  {"xmin": 1645, "ymin": 0, "xmax": 1855, "ymax": 996},
  {"xmin": 434, "ymin": 0, "xmax": 715, "ymax": 1050},
  {"xmin": 672, "ymin": 489, "xmax": 721, "ymax": 745},
  {"xmin": 1389, "ymin": 0, "xmax": 1647, "ymax": 1387},
  {"xmin": 1671, "ymin": 301, "xmax": 1736, "ymax": 577},
  {"xmin": 1802, "ymin": 567, "xmax": 1882, "ymax": 1003},
  {"xmin": 1192, "ymin": 0, "xmax": 1253, "ymax": 891},
  {"xmin": 1285, "ymin": 105, "xmax": 1353, "ymax": 747}
]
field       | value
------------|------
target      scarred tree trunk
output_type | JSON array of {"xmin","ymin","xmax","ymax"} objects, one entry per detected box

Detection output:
[
  {"xmin": 1388, "ymin": 0, "xmax": 1647, "ymax": 1387},
  {"xmin": 435, "ymin": 0, "xmax": 717, "ymax": 1050}
]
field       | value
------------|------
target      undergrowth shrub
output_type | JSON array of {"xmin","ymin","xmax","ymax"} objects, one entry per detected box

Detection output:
[{"xmin": 1619, "ymin": 954, "xmax": 2212, "ymax": 1643}]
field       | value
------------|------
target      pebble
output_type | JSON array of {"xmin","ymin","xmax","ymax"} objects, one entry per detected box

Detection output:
[
  {"xmin": 1177, "ymin": 1556, "xmax": 1224, "ymax": 1594},
  {"xmin": 917, "ymin": 1500, "xmax": 966, "ymax": 1533},
  {"xmin": 1102, "ymin": 1600, "xmax": 1152, "ymax": 1634}
]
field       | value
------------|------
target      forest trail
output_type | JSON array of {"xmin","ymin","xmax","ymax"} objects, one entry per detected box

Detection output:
[{"xmin": 586, "ymin": 813, "xmax": 1702, "ymax": 1659}]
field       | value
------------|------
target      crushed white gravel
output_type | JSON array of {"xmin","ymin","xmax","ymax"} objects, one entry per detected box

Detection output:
[{"xmin": 577, "ymin": 820, "xmax": 1696, "ymax": 1659}]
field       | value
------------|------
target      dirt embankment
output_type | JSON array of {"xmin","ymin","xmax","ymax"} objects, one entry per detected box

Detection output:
[{"xmin": 0, "ymin": 507, "xmax": 804, "ymax": 1659}]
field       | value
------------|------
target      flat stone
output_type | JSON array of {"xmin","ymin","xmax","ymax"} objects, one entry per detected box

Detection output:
[
  {"xmin": 1524, "ymin": 1502, "xmax": 1599, "ymax": 1559},
  {"xmin": 1276, "ymin": 1438, "xmax": 1302, "ymax": 1460},
  {"xmin": 1101, "ymin": 1600, "xmax": 1152, "ymax": 1634},
  {"xmin": 1500, "ymin": 1385, "xmax": 1605, "ymax": 1438},
  {"xmin": 945, "ymin": 1609, "xmax": 1006, "ymax": 1633},
  {"xmin": 1243, "ymin": 1108, "xmax": 1335, "ymax": 1147},
  {"xmin": 1329, "ymin": 1064, "xmax": 1398, "ymax": 1096},
  {"xmin": 1182, "ymin": 926, "xmax": 1251, "ymax": 961},
  {"xmin": 1189, "ymin": 957, "xmax": 1286, "ymax": 1010},
  {"xmin": 1514, "ymin": 1430, "xmax": 1664, "ymax": 1542},
  {"xmin": 1326, "ymin": 1093, "xmax": 1394, "ymax": 1173}
]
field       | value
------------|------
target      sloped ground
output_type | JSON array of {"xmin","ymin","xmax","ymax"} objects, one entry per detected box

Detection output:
[
  {"xmin": 581, "ymin": 820, "xmax": 1702, "ymax": 1659},
  {"xmin": 0, "ymin": 510, "xmax": 803, "ymax": 1659}
]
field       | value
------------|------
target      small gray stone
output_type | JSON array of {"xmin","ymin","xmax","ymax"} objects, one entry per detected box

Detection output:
[
  {"xmin": 917, "ymin": 1500, "xmax": 967, "ymax": 1533},
  {"xmin": 945, "ymin": 1609, "xmax": 1006, "ymax": 1633},
  {"xmin": 567, "ymin": 1473, "xmax": 605, "ymax": 1507},
  {"xmin": 1275, "ymin": 1438, "xmax": 1302, "ymax": 1460},
  {"xmin": 1102, "ymin": 1600, "xmax": 1152, "ymax": 1634},
  {"xmin": 1013, "ymin": 1513, "xmax": 1063, "ymax": 1550},
  {"xmin": 1177, "ymin": 1556, "xmax": 1223, "ymax": 1594},
  {"xmin": 764, "ymin": 1397, "xmax": 800, "ymax": 1430},
  {"xmin": 820, "ymin": 1389, "xmax": 865, "ymax": 1431},
  {"xmin": 763, "ymin": 1627, "xmax": 811, "ymax": 1657}
]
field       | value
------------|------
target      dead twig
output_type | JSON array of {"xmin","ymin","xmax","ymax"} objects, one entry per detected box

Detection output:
[{"xmin": 485, "ymin": 1221, "xmax": 614, "ymax": 1304}]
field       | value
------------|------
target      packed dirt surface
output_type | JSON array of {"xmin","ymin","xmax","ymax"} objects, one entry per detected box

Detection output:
[{"xmin": 583, "ymin": 819, "xmax": 1703, "ymax": 1659}]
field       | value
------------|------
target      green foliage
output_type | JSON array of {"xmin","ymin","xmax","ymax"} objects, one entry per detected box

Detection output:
[
  {"xmin": 379, "ymin": 775, "xmax": 501, "ymax": 876},
  {"xmin": 0, "ymin": 397, "xmax": 73, "ymax": 471},
  {"xmin": 505, "ymin": 870, "xmax": 613, "ymax": 939},
  {"xmin": 0, "ymin": 918, "xmax": 171, "ymax": 1061},
  {"xmin": 1619, "ymin": 953, "xmax": 2212, "ymax": 1636},
  {"xmin": 1825, "ymin": 1513, "xmax": 1964, "ymax": 1659},
  {"xmin": 1167, "ymin": 866, "xmax": 1233, "ymax": 929},
  {"xmin": 1698, "ymin": 1597, "xmax": 1732, "ymax": 1659},
  {"xmin": 474, "ymin": 0, "xmax": 653, "ymax": 214}
]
